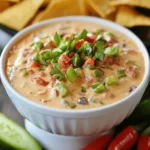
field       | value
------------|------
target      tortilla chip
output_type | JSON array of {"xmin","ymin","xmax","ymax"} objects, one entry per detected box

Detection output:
[
  {"xmin": 32, "ymin": 0, "xmax": 87, "ymax": 23},
  {"xmin": 116, "ymin": 6, "xmax": 150, "ymax": 27},
  {"xmin": 110, "ymin": 0, "xmax": 150, "ymax": 9},
  {"xmin": 0, "ymin": 2, "xmax": 11, "ymax": 12},
  {"xmin": 42, "ymin": 0, "xmax": 50, "ymax": 6},
  {"xmin": 1, "ymin": 0, "xmax": 21, "ymax": 2},
  {"xmin": 0, "ymin": 0, "xmax": 44, "ymax": 31},
  {"xmin": 105, "ymin": 12, "xmax": 116, "ymax": 22},
  {"xmin": 86, "ymin": 0, "xmax": 116, "ymax": 17}
]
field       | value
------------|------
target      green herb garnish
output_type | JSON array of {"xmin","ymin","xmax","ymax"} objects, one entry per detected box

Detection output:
[
  {"xmin": 31, "ymin": 41, "xmax": 44, "ymax": 50},
  {"xmin": 78, "ymin": 29, "xmax": 88, "ymax": 39},
  {"xmin": 54, "ymin": 32, "xmax": 61, "ymax": 46},
  {"xmin": 91, "ymin": 82, "xmax": 106, "ymax": 93},
  {"xmin": 105, "ymin": 75, "xmax": 117, "ymax": 86}
]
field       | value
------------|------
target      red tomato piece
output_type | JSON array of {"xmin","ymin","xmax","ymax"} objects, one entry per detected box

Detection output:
[
  {"xmin": 137, "ymin": 136, "xmax": 150, "ymax": 150},
  {"xmin": 69, "ymin": 52, "xmax": 75, "ymax": 58},
  {"xmin": 102, "ymin": 56, "xmax": 119, "ymax": 66},
  {"xmin": 125, "ymin": 66, "xmax": 139, "ymax": 78},
  {"xmin": 84, "ymin": 35, "xmax": 96, "ymax": 44},
  {"xmin": 35, "ymin": 77, "xmax": 49, "ymax": 86},
  {"xmin": 64, "ymin": 34, "xmax": 73, "ymax": 40},
  {"xmin": 49, "ymin": 40, "xmax": 56, "ymax": 49},
  {"xmin": 75, "ymin": 39, "xmax": 85, "ymax": 48},
  {"xmin": 84, "ymin": 58, "xmax": 95, "ymax": 66},
  {"xmin": 31, "ymin": 61, "xmax": 40, "ymax": 68}
]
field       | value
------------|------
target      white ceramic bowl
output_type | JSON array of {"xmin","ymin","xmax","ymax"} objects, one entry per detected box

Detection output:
[{"xmin": 0, "ymin": 16, "xmax": 150, "ymax": 136}]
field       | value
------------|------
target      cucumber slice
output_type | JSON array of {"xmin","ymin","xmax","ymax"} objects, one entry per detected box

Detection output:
[{"xmin": 0, "ymin": 113, "xmax": 42, "ymax": 150}]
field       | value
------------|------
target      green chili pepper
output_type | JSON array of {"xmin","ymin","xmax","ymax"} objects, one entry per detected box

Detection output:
[
  {"xmin": 105, "ymin": 75, "xmax": 117, "ymax": 86},
  {"xmin": 62, "ymin": 100, "xmax": 76, "ymax": 109},
  {"xmin": 104, "ymin": 45, "xmax": 119, "ymax": 57},
  {"xmin": 57, "ymin": 82, "xmax": 68, "ymax": 97},
  {"xmin": 86, "ymin": 65, "xmax": 95, "ymax": 70},
  {"xmin": 50, "ymin": 67, "xmax": 65, "ymax": 80},
  {"xmin": 31, "ymin": 41, "xmax": 44, "ymax": 50},
  {"xmin": 91, "ymin": 82, "xmax": 106, "ymax": 93},
  {"xmin": 81, "ymin": 87, "xmax": 86, "ymax": 93},
  {"xmin": 94, "ymin": 68, "xmax": 104, "ymax": 77},
  {"xmin": 54, "ymin": 32, "xmax": 61, "ymax": 46},
  {"xmin": 78, "ymin": 29, "xmax": 87, "ymax": 39},
  {"xmin": 117, "ymin": 69, "xmax": 126, "ymax": 79},
  {"xmin": 72, "ymin": 53, "xmax": 83, "ymax": 68},
  {"xmin": 66, "ymin": 66, "xmax": 77, "ymax": 82}
]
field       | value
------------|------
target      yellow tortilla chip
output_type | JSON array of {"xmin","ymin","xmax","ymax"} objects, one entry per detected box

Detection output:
[
  {"xmin": 32, "ymin": 0, "xmax": 87, "ymax": 23},
  {"xmin": 110, "ymin": 0, "xmax": 150, "ymax": 9},
  {"xmin": 116, "ymin": 6, "xmax": 150, "ymax": 27},
  {"xmin": 0, "ymin": 2, "xmax": 11, "ymax": 12},
  {"xmin": 0, "ymin": 0, "xmax": 44, "ymax": 30},
  {"xmin": 42, "ymin": 0, "xmax": 50, "ymax": 6},
  {"xmin": 86, "ymin": 0, "xmax": 116, "ymax": 17},
  {"xmin": 1, "ymin": 0, "xmax": 21, "ymax": 2},
  {"xmin": 105, "ymin": 12, "xmax": 116, "ymax": 22}
]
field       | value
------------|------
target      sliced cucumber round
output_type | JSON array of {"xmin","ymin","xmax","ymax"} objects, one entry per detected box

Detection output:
[{"xmin": 0, "ymin": 113, "xmax": 42, "ymax": 150}]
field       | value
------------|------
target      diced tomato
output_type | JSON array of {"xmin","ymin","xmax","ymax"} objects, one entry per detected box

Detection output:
[
  {"xmin": 75, "ymin": 39, "xmax": 85, "ymax": 48},
  {"xmin": 69, "ymin": 52, "xmax": 75, "ymax": 58},
  {"xmin": 31, "ymin": 61, "xmax": 40, "ymax": 68},
  {"xmin": 125, "ymin": 66, "xmax": 138, "ymax": 78},
  {"xmin": 61, "ymin": 54, "xmax": 70, "ymax": 63},
  {"xmin": 102, "ymin": 56, "xmax": 119, "ymax": 66},
  {"xmin": 58, "ymin": 54, "xmax": 71, "ymax": 68},
  {"xmin": 64, "ymin": 34, "xmax": 73, "ymax": 40},
  {"xmin": 84, "ymin": 58, "xmax": 95, "ymax": 66},
  {"xmin": 49, "ymin": 76, "xmax": 56, "ymax": 82},
  {"xmin": 39, "ymin": 72, "xmax": 45, "ymax": 77},
  {"xmin": 105, "ymin": 38, "xmax": 118, "ymax": 48},
  {"xmin": 35, "ymin": 77, "xmax": 49, "ymax": 86},
  {"xmin": 49, "ymin": 40, "xmax": 56, "ymax": 49},
  {"xmin": 84, "ymin": 35, "xmax": 96, "ymax": 44}
]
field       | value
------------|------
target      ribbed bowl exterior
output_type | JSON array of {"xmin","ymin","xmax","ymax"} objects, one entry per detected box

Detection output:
[{"xmin": 1, "ymin": 16, "xmax": 150, "ymax": 136}]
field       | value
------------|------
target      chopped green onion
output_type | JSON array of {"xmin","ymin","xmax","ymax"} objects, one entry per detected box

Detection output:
[
  {"xmin": 104, "ymin": 31, "xmax": 115, "ymax": 37},
  {"xmin": 91, "ymin": 82, "xmax": 106, "ymax": 93},
  {"xmin": 58, "ymin": 40, "xmax": 67, "ymax": 50},
  {"xmin": 81, "ymin": 87, "xmax": 86, "ymax": 93},
  {"xmin": 31, "ymin": 41, "xmax": 44, "ymax": 50},
  {"xmin": 57, "ymin": 82, "xmax": 68, "ymax": 97},
  {"xmin": 105, "ymin": 75, "xmax": 117, "ymax": 86},
  {"xmin": 51, "ymin": 48, "xmax": 63, "ymax": 59},
  {"xmin": 40, "ymin": 50, "xmax": 51, "ymax": 61},
  {"xmin": 100, "ymin": 101, "xmax": 104, "ymax": 105},
  {"xmin": 66, "ymin": 66, "xmax": 77, "ymax": 82},
  {"xmin": 32, "ymin": 53, "xmax": 40, "ymax": 62},
  {"xmin": 72, "ymin": 54, "xmax": 83, "ymax": 68},
  {"xmin": 104, "ymin": 45, "xmax": 119, "ymax": 58},
  {"xmin": 75, "ymin": 68, "xmax": 82, "ymax": 76},
  {"xmin": 94, "ymin": 68, "xmax": 104, "ymax": 77},
  {"xmin": 54, "ymin": 32, "xmax": 61, "ymax": 46},
  {"xmin": 78, "ymin": 29, "xmax": 87, "ymax": 39},
  {"xmin": 50, "ymin": 67, "xmax": 65, "ymax": 80},
  {"xmin": 117, "ymin": 69, "xmax": 126, "ymax": 79}
]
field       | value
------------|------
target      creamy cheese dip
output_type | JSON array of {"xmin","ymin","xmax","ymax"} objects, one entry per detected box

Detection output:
[{"xmin": 6, "ymin": 21, "xmax": 145, "ymax": 110}]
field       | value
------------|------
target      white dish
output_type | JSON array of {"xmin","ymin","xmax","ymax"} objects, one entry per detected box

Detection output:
[
  {"xmin": 25, "ymin": 119, "xmax": 113, "ymax": 150},
  {"xmin": 0, "ymin": 16, "xmax": 150, "ymax": 136}
]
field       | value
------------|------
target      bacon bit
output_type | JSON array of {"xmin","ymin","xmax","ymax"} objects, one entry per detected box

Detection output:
[
  {"xmin": 55, "ymin": 89, "xmax": 59, "ymax": 96},
  {"xmin": 35, "ymin": 77, "xmax": 49, "ymax": 86},
  {"xmin": 125, "ymin": 66, "xmax": 139, "ymax": 78},
  {"xmin": 38, "ymin": 89, "xmax": 47, "ymax": 95},
  {"xmin": 102, "ymin": 56, "xmax": 119, "ymax": 66},
  {"xmin": 64, "ymin": 34, "xmax": 73, "ymax": 40},
  {"xmin": 49, "ymin": 76, "xmax": 56, "ymax": 82},
  {"xmin": 31, "ymin": 61, "xmax": 40, "ymax": 68},
  {"xmin": 75, "ymin": 39, "xmax": 85, "ymax": 48},
  {"xmin": 127, "ymin": 50, "xmax": 137, "ymax": 54},
  {"xmin": 84, "ymin": 35, "xmax": 96, "ymax": 44},
  {"xmin": 40, "ymin": 99, "xmax": 49, "ymax": 103},
  {"xmin": 69, "ymin": 52, "xmax": 75, "ymax": 58},
  {"xmin": 28, "ymin": 69, "xmax": 35, "ymax": 74},
  {"xmin": 39, "ymin": 72, "xmax": 45, "ymax": 77},
  {"xmin": 84, "ymin": 58, "xmax": 95, "ymax": 66}
]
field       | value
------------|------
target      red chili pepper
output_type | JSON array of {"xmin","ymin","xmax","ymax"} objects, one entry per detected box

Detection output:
[
  {"xmin": 108, "ymin": 122, "xmax": 148, "ymax": 150},
  {"xmin": 81, "ymin": 134, "xmax": 112, "ymax": 150},
  {"xmin": 138, "ymin": 126, "xmax": 150, "ymax": 150},
  {"xmin": 31, "ymin": 61, "xmax": 40, "ymax": 68},
  {"xmin": 84, "ymin": 58, "xmax": 95, "ymax": 66}
]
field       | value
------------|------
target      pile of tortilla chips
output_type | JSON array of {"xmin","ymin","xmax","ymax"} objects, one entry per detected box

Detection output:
[{"xmin": 0, "ymin": 0, "xmax": 150, "ymax": 31}]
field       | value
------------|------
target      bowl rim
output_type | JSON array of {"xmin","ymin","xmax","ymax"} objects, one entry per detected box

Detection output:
[{"xmin": 0, "ymin": 16, "xmax": 150, "ymax": 116}]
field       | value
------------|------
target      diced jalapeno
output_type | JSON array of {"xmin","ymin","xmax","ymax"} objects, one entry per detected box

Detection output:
[
  {"xmin": 86, "ymin": 65, "xmax": 95, "ymax": 70},
  {"xmin": 94, "ymin": 68, "xmax": 104, "ymax": 77},
  {"xmin": 104, "ymin": 46, "xmax": 119, "ymax": 57},
  {"xmin": 91, "ymin": 82, "xmax": 106, "ymax": 93},
  {"xmin": 117, "ymin": 69, "xmax": 126, "ymax": 79},
  {"xmin": 31, "ymin": 41, "xmax": 44, "ymax": 50},
  {"xmin": 22, "ymin": 70, "xmax": 29, "ymax": 76},
  {"xmin": 57, "ymin": 82, "xmax": 68, "ymax": 97},
  {"xmin": 105, "ymin": 75, "xmax": 117, "ymax": 86},
  {"xmin": 61, "ymin": 100, "xmax": 76, "ymax": 108},
  {"xmin": 78, "ymin": 29, "xmax": 87, "ymax": 39},
  {"xmin": 66, "ymin": 66, "xmax": 77, "ymax": 82},
  {"xmin": 50, "ymin": 67, "xmax": 65, "ymax": 80},
  {"xmin": 54, "ymin": 32, "xmax": 61, "ymax": 46},
  {"xmin": 72, "ymin": 53, "xmax": 82, "ymax": 68},
  {"xmin": 81, "ymin": 87, "xmax": 86, "ymax": 93}
]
